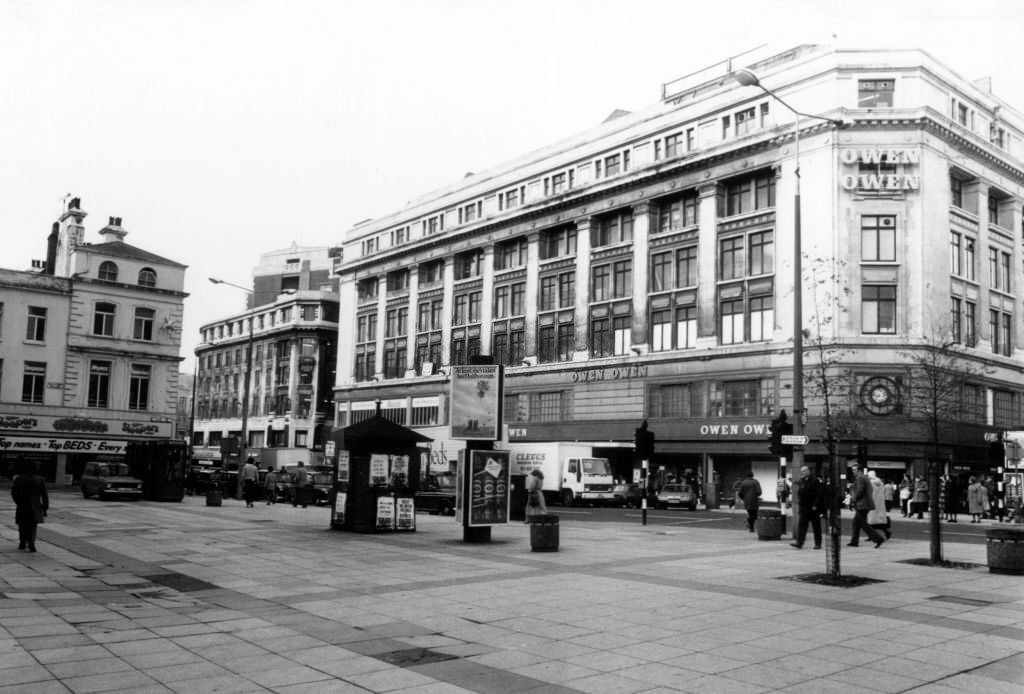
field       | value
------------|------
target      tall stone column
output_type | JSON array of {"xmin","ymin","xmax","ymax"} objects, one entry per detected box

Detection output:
[
  {"xmin": 573, "ymin": 216, "xmax": 593, "ymax": 357},
  {"xmin": 405, "ymin": 265, "xmax": 419, "ymax": 376},
  {"xmin": 480, "ymin": 246, "xmax": 495, "ymax": 356},
  {"xmin": 524, "ymin": 233, "xmax": 540, "ymax": 360},
  {"xmin": 336, "ymin": 276, "xmax": 357, "ymax": 386},
  {"xmin": 696, "ymin": 182, "xmax": 719, "ymax": 339},
  {"xmin": 374, "ymin": 275, "xmax": 387, "ymax": 378},
  {"xmin": 442, "ymin": 256, "xmax": 454, "ymax": 366},
  {"xmin": 631, "ymin": 202, "xmax": 652, "ymax": 352}
]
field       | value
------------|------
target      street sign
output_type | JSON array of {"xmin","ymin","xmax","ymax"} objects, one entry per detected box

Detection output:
[{"xmin": 781, "ymin": 434, "xmax": 809, "ymax": 446}]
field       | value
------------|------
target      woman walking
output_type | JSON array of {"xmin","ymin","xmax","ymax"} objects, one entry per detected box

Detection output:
[
  {"xmin": 912, "ymin": 476, "xmax": 929, "ymax": 519},
  {"xmin": 11, "ymin": 459, "xmax": 49, "ymax": 552},
  {"xmin": 967, "ymin": 476, "xmax": 989, "ymax": 523}
]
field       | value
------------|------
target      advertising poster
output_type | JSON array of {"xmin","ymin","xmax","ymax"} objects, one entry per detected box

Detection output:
[
  {"xmin": 370, "ymin": 454, "xmax": 389, "ymax": 486},
  {"xmin": 333, "ymin": 492, "xmax": 347, "ymax": 526},
  {"xmin": 450, "ymin": 365, "xmax": 502, "ymax": 440},
  {"xmin": 396, "ymin": 497, "xmax": 415, "ymax": 530},
  {"xmin": 336, "ymin": 451, "xmax": 350, "ymax": 483},
  {"xmin": 467, "ymin": 450, "xmax": 510, "ymax": 527},
  {"xmin": 376, "ymin": 496, "xmax": 395, "ymax": 530},
  {"xmin": 391, "ymin": 455, "xmax": 409, "ymax": 487}
]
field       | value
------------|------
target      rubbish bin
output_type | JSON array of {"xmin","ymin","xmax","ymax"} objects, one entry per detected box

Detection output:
[
  {"xmin": 530, "ymin": 514, "xmax": 559, "ymax": 552},
  {"xmin": 206, "ymin": 484, "xmax": 223, "ymax": 507},
  {"xmin": 755, "ymin": 509, "xmax": 785, "ymax": 540},
  {"xmin": 986, "ymin": 526, "xmax": 1024, "ymax": 575}
]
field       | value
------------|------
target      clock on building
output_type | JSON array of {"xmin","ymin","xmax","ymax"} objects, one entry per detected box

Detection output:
[{"xmin": 860, "ymin": 376, "xmax": 901, "ymax": 415}]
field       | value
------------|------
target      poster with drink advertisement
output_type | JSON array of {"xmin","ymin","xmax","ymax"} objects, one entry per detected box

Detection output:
[
  {"xmin": 396, "ymin": 497, "xmax": 415, "ymax": 530},
  {"xmin": 376, "ymin": 496, "xmax": 395, "ymax": 530},
  {"xmin": 370, "ymin": 454, "xmax": 389, "ymax": 486},
  {"xmin": 336, "ymin": 451, "xmax": 350, "ymax": 483},
  {"xmin": 450, "ymin": 365, "xmax": 502, "ymax": 440},
  {"xmin": 333, "ymin": 492, "xmax": 347, "ymax": 526},
  {"xmin": 466, "ymin": 450, "xmax": 510, "ymax": 527}
]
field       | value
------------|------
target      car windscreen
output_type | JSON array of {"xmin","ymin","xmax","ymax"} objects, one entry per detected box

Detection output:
[{"xmin": 581, "ymin": 458, "xmax": 612, "ymax": 475}]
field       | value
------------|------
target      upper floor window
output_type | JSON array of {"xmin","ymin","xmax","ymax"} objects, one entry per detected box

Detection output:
[
  {"xmin": 539, "ymin": 271, "xmax": 575, "ymax": 311},
  {"xmin": 93, "ymin": 302, "xmax": 116, "ymax": 336},
  {"xmin": 454, "ymin": 249, "xmax": 483, "ymax": 281},
  {"xmin": 138, "ymin": 267, "xmax": 157, "ymax": 287},
  {"xmin": 22, "ymin": 361, "xmax": 45, "ymax": 404},
  {"xmin": 459, "ymin": 201, "xmax": 482, "ymax": 225},
  {"xmin": 862, "ymin": 215, "xmax": 896, "ymax": 262},
  {"xmin": 592, "ymin": 210, "xmax": 633, "ymax": 248},
  {"xmin": 356, "ymin": 277, "xmax": 378, "ymax": 302},
  {"xmin": 544, "ymin": 170, "xmax": 573, "ymax": 196},
  {"xmin": 499, "ymin": 186, "xmax": 525, "ymax": 210},
  {"xmin": 418, "ymin": 259, "xmax": 444, "ymax": 285},
  {"xmin": 495, "ymin": 237, "xmax": 528, "ymax": 271},
  {"xmin": 361, "ymin": 236, "xmax": 379, "ymax": 256},
  {"xmin": 26, "ymin": 306, "xmax": 46, "ymax": 342},
  {"xmin": 539, "ymin": 225, "xmax": 577, "ymax": 260},
  {"xmin": 654, "ymin": 133, "xmax": 683, "ymax": 160},
  {"xmin": 858, "ymin": 79, "xmax": 894, "ymax": 108},
  {"xmin": 390, "ymin": 226, "xmax": 410, "ymax": 246},
  {"xmin": 595, "ymin": 151, "xmax": 630, "ymax": 178},
  {"xmin": 133, "ymin": 307, "xmax": 155, "ymax": 341},
  {"xmin": 950, "ymin": 175, "xmax": 965, "ymax": 209},
  {"xmin": 99, "ymin": 261, "xmax": 118, "ymax": 282},
  {"xmin": 386, "ymin": 269, "xmax": 409, "ymax": 293},
  {"xmin": 862, "ymin": 285, "xmax": 896, "ymax": 334},
  {"xmin": 720, "ymin": 171, "xmax": 775, "ymax": 217},
  {"xmin": 655, "ymin": 192, "xmax": 698, "ymax": 233}
]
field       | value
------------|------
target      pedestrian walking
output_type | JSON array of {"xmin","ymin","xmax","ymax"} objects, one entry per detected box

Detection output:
[
  {"xmin": 899, "ymin": 478, "xmax": 912, "ymax": 516},
  {"xmin": 944, "ymin": 475, "xmax": 962, "ymax": 523},
  {"xmin": 525, "ymin": 469, "xmax": 547, "ymax": 519},
  {"xmin": 867, "ymin": 470, "xmax": 891, "ymax": 540},
  {"xmin": 790, "ymin": 466, "xmax": 823, "ymax": 549},
  {"xmin": 241, "ymin": 457, "xmax": 259, "ymax": 508},
  {"xmin": 292, "ymin": 461, "xmax": 309, "ymax": 507},
  {"xmin": 264, "ymin": 468, "xmax": 279, "ymax": 505},
  {"xmin": 883, "ymin": 479, "xmax": 896, "ymax": 512},
  {"xmin": 11, "ymin": 459, "xmax": 49, "ymax": 552},
  {"xmin": 186, "ymin": 465, "xmax": 198, "ymax": 496},
  {"xmin": 737, "ymin": 472, "xmax": 762, "ymax": 532},
  {"xmin": 847, "ymin": 463, "xmax": 886, "ymax": 548},
  {"xmin": 967, "ymin": 476, "xmax": 989, "ymax": 523}
]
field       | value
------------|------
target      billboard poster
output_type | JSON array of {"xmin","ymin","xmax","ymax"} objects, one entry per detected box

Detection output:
[
  {"xmin": 333, "ymin": 492, "xmax": 347, "ymax": 526},
  {"xmin": 396, "ymin": 497, "xmax": 415, "ymax": 530},
  {"xmin": 450, "ymin": 365, "xmax": 502, "ymax": 440},
  {"xmin": 391, "ymin": 455, "xmax": 409, "ymax": 487},
  {"xmin": 336, "ymin": 451, "xmax": 350, "ymax": 483},
  {"xmin": 370, "ymin": 454, "xmax": 389, "ymax": 486},
  {"xmin": 376, "ymin": 496, "xmax": 395, "ymax": 530},
  {"xmin": 467, "ymin": 450, "xmax": 510, "ymax": 527}
]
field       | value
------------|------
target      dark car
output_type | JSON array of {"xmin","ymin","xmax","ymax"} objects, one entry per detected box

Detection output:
[
  {"xmin": 415, "ymin": 474, "xmax": 457, "ymax": 515},
  {"xmin": 280, "ymin": 467, "xmax": 332, "ymax": 506},
  {"xmin": 80, "ymin": 461, "xmax": 144, "ymax": 500},
  {"xmin": 655, "ymin": 483, "xmax": 697, "ymax": 510},
  {"xmin": 609, "ymin": 483, "xmax": 644, "ymax": 508}
]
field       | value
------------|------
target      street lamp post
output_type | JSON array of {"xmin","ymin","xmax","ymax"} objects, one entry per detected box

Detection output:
[
  {"xmin": 732, "ymin": 68, "xmax": 846, "ymax": 569},
  {"xmin": 209, "ymin": 277, "xmax": 255, "ymax": 474}
]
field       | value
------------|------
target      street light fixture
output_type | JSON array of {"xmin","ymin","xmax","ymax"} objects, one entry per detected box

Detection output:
[{"xmin": 209, "ymin": 277, "xmax": 255, "ymax": 473}]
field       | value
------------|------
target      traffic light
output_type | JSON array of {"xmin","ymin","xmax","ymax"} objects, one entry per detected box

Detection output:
[
  {"xmin": 635, "ymin": 420, "xmax": 655, "ymax": 461},
  {"xmin": 769, "ymin": 410, "xmax": 793, "ymax": 458},
  {"xmin": 856, "ymin": 442, "xmax": 868, "ymax": 468}
]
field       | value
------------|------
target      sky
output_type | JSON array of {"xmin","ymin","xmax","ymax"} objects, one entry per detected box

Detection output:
[{"xmin": 2, "ymin": 0, "xmax": 1022, "ymax": 374}]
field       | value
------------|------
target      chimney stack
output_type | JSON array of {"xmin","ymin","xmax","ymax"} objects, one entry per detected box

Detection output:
[{"xmin": 98, "ymin": 216, "xmax": 128, "ymax": 243}]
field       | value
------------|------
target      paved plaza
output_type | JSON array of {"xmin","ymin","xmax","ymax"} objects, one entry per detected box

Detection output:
[{"xmin": 1, "ymin": 489, "xmax": 1022, "ymax": 694}]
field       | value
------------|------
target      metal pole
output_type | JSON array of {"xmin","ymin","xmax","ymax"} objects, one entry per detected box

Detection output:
[
  {"xmin": 240, "ymin": 311, "xmax": 254, "ymax": 465},
  {"xmin": 792, "ymin": 118, "xmax": 805, "ymax": 477},
  {"xmin": 641, "ymin": 459, "xmax": 648, "ymax": 526}
]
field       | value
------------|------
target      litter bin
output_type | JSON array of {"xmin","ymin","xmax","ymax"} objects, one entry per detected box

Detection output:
[
  {"xmin": 206, "ymin": 484, "xmax": 223, "ymax": 507},
  {"xmin": 986, "ymin": 526, "xmax": 1024, "ymax": 575},
  {"xmin": 755, "ymin": 509, "xmax": 785, "ymax": 540},
  {"xmin": 530, "ymin": 514, "xmax": 559, "ymax": 552}
]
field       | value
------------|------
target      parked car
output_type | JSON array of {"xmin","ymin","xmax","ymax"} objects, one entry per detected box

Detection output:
[
  {"xmin": 609, "ymin": 483, "xmax": 644, "ymax": 508},
  {"xmin": 655, "ymin": 483, "xmax": 697, "ymax": 510},
  {"xmin": 80, "ymin": 461, "xmax": 144, "ymax": 500},
  {"xmin": 415, "ymin": 474, "xmax": 457, "ymax": 515},
  {"xmin": 279, "ymin": 467, "xmax": 332, "ymax": 506}
]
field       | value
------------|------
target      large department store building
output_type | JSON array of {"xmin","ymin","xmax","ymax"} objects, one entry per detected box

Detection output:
[{"xmin": 332, "ymin": 45, "xmax": 1024, "ymax": 502}]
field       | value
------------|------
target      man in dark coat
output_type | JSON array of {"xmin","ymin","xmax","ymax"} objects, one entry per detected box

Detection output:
[
  {"xmin": 790, "ymin": 465, "xmax": 824, "ymax": 549},
  {"xmin": 737, "ymin": 472, "xmax": 762, "ymax": 532},
  {"xmin": 11, "ymin": 459, "xmax": 49, "ymax": 552},
  {"xmin": 848, "ymin": 463, "xmax": 885, "ymax": 548}
]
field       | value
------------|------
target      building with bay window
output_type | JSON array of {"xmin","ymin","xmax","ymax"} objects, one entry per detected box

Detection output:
[{"xmin": 332, "ymin": 45, "xmax": 1024, "ymax": 499}]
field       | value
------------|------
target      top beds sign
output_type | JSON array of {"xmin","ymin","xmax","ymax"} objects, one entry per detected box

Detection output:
[{"xmin": 840, "ymin": 148, "xmax": 920, "ymax": 191}]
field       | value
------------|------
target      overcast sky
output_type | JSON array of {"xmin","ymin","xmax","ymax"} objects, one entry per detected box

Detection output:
[{"xmin": 2, "ymin": 0, "xmax": 1022, "ymax": 374}]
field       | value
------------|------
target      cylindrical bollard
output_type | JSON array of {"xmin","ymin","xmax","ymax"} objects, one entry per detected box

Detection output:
[
  {"xmin": 530, "ymin": 514, "xmax": 559, "ymax": 552},
  {"xmin": 755, "ymin": 509, "xmax": 785, "ymax": 540},
  {"xmin": 206, "ymin": 485, "xmax": 223, "ymax": 507},
  {"xmin": 986, "ymin": 526, "xmax": 1024, "ymax": 574}
]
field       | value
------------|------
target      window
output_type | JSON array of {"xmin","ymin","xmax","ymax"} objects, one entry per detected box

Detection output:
[
  {"xmin": 950, "ymin": 232, "xmax": 962, "ymax": 276},
  {"xmin": 861, "ymin": 215, "xmax": 896, "ymax": 262},
  {"xmin": 720, "ymin": 237, "xmax": 743, "ymax": 280},
  {"xmin": 422, "ymin": 215, "xmax": 444, "ymax": 236},
  {"xmin": 734, "ymin": 106, "xmax": 757, "ymax": 136},
  {"xmin": 592, "ymin": 265, "xmax": 610, "ymax": 303},
  {"xmin": 592, "ymin": 210, "xmax": 633, "ymax": 247},
  {"xmin": 495, "ymin": 237, "xmax": 528, "ymax": 270},
  {"xmin": 749, "ymin": 296, "xmax": 773, "ymax": 341},
  {"xmin": 88, "ymin": 361, "xmax": 111, "ymax": 408},
  {"xmin": 961, "ymin": 383, "xmax": 984, "ymax": 422},
  {"xmin": 720, "ymin": 299, "xmax": 743, "ymax": 344},
  {"xmin": 417, "ymin": 299, "xmax": 443, "ymax": 332},
  {"xmin": 721, "ymin": 380, "xmax": 763, "ymax": 417},
  {"xmin": 612, "ymin": 260, "xmax": 632, "ymax": 298},
  {"xmin": 530, "ymin": 391, "xmax": 565, "ymax": 422},
  {"xmin": 990, "ymin": 248, "xmax": 1012, "ymax": 292},
  {"xmin": 133, "ymin": 307, "xmax": 155, "ymax": 341},
  {"xmin": 988, "ymin": 196, "xmax": 1000, "ymax": 226},
  {"xmin": 858, "ymin": 79, "xmax": 894, "ymax": 108},
  {"xmin": 454, "ymin": 249, "xmax": 483, "ymax": 280},
  {"xmin": 419, "ymin": 259, "xmax": 444, "ymax": 285},
  {"xmin": 748, "ymin": 231, "xmax": 774, "ymax": 275},
  {"xmin": 990, "ymin": 310, "xmax": 1012, "ymax": 357},
  {"xmin": 385, "ymin": 306, "xmax": 408, "ymax": 337},
  {"xmin": 963, "ymin": 237, "xmax": 976, "ymax": 281},
  {"xmin": 138, "ymin": 267, "xmax": 157, "ymax": 287},
  {"xmin": 862, "ymin": 285, "xmax": 896, "ymax": 334},
  {"xmin": 383, "ymin": 342, "xmax": 407, "ymax": 379},
  {"xmin": 721, "ymin": 171, "xmax": 775, "ymax": 216},
  {"xmin": 539, "ymin": 225, "xmax": 577, "ymax": 260},
  {"xmin": 655, "ymin": 192, "xmax": 698, "ymax": 233},
  {"xmin": 651, "ymin": 252, "xmax": 672, "ymax": 292},
  {"xmin": 993, "ymin": 389, "xmax": 1019, "ymax": 427},
  {"xmin": 99, "ymin": 261, "xmax": 118, "ymax": 282},
  {"xmin": 492, "ymin": 321, "xmax": 525, "ymax": 367},
  {"xmin": 544, "ymin": 171, "xmax": 572, "ymax": 196},
  {"xmin": 26, "ymin": 306, "xmax": 46, "ymax": 342},
  {"xmin": 361, "ymin": 236, "xmax": 380, "ymax": 256},
  {"xmin": 500, "ymin": 186, "xmax": 524, "ymax": 210},
  {"xmin": 356, "ymin": 277, "xmax": 379, "ymax": 302},
  {"xmin": 651, "ymin": 309, "xmax": 671, "ymax": 351},
  {"xmin": 538, "ymin": 315, "xmax": 574, "ymax": 364},
  {"xmin": 964, "ymin": 300, "xmax": 977, "ymax": 347},
  {"xmin": 93, "ymin": 302, "xmax": 116, "ymax": 336},
  {"xmin": 22, "ymin": 362, "xmax": 45, "ymax": 404},
  {"xmin": 950, "ymin": 176, "xmax": 963, "ymax": 208},
  {"xmin": 458, "ymin": 201, "xmax": 482, "ymax": 224},
  {"xmin": 357, "ymin": 313, "xmax": 377, "ymax": 343},
  {"xmin": 649, "ymin": 383, "xmax": 697, "ymax": 418},
  {"xmin": 386, "ymin": 269, "xmax": 409, "ymax": 293},
  {"xmin": 656, "ymin": 133, "xmax": 682, "ymax": 159}
]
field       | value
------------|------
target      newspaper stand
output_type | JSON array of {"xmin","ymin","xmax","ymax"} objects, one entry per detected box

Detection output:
[{"xmin": 326, "ymin": 412, "xmax": 431, "ymax": 533}]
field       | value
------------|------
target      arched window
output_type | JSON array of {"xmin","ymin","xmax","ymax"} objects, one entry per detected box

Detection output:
[
  {"xmin": 138, "ymin": 267, "xmax": 157, "ymax": 287},
  {"xmin": 98, "ymin": 261, "xmax": 118, "ymax": 282}
]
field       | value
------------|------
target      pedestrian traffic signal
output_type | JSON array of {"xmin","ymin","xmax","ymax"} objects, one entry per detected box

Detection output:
[
  {"xmin": 769, "ymin": 410, "xmax": 793, "ymax": 458},
  {"xmin": 635, "ymin": 420, "xmax": 655, "ymax": 461}
]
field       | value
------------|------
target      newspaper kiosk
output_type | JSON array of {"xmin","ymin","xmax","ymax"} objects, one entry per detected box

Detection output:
[{"xmin": 327, "ymin": 412, "xmax": 431, "ymax": 533}]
